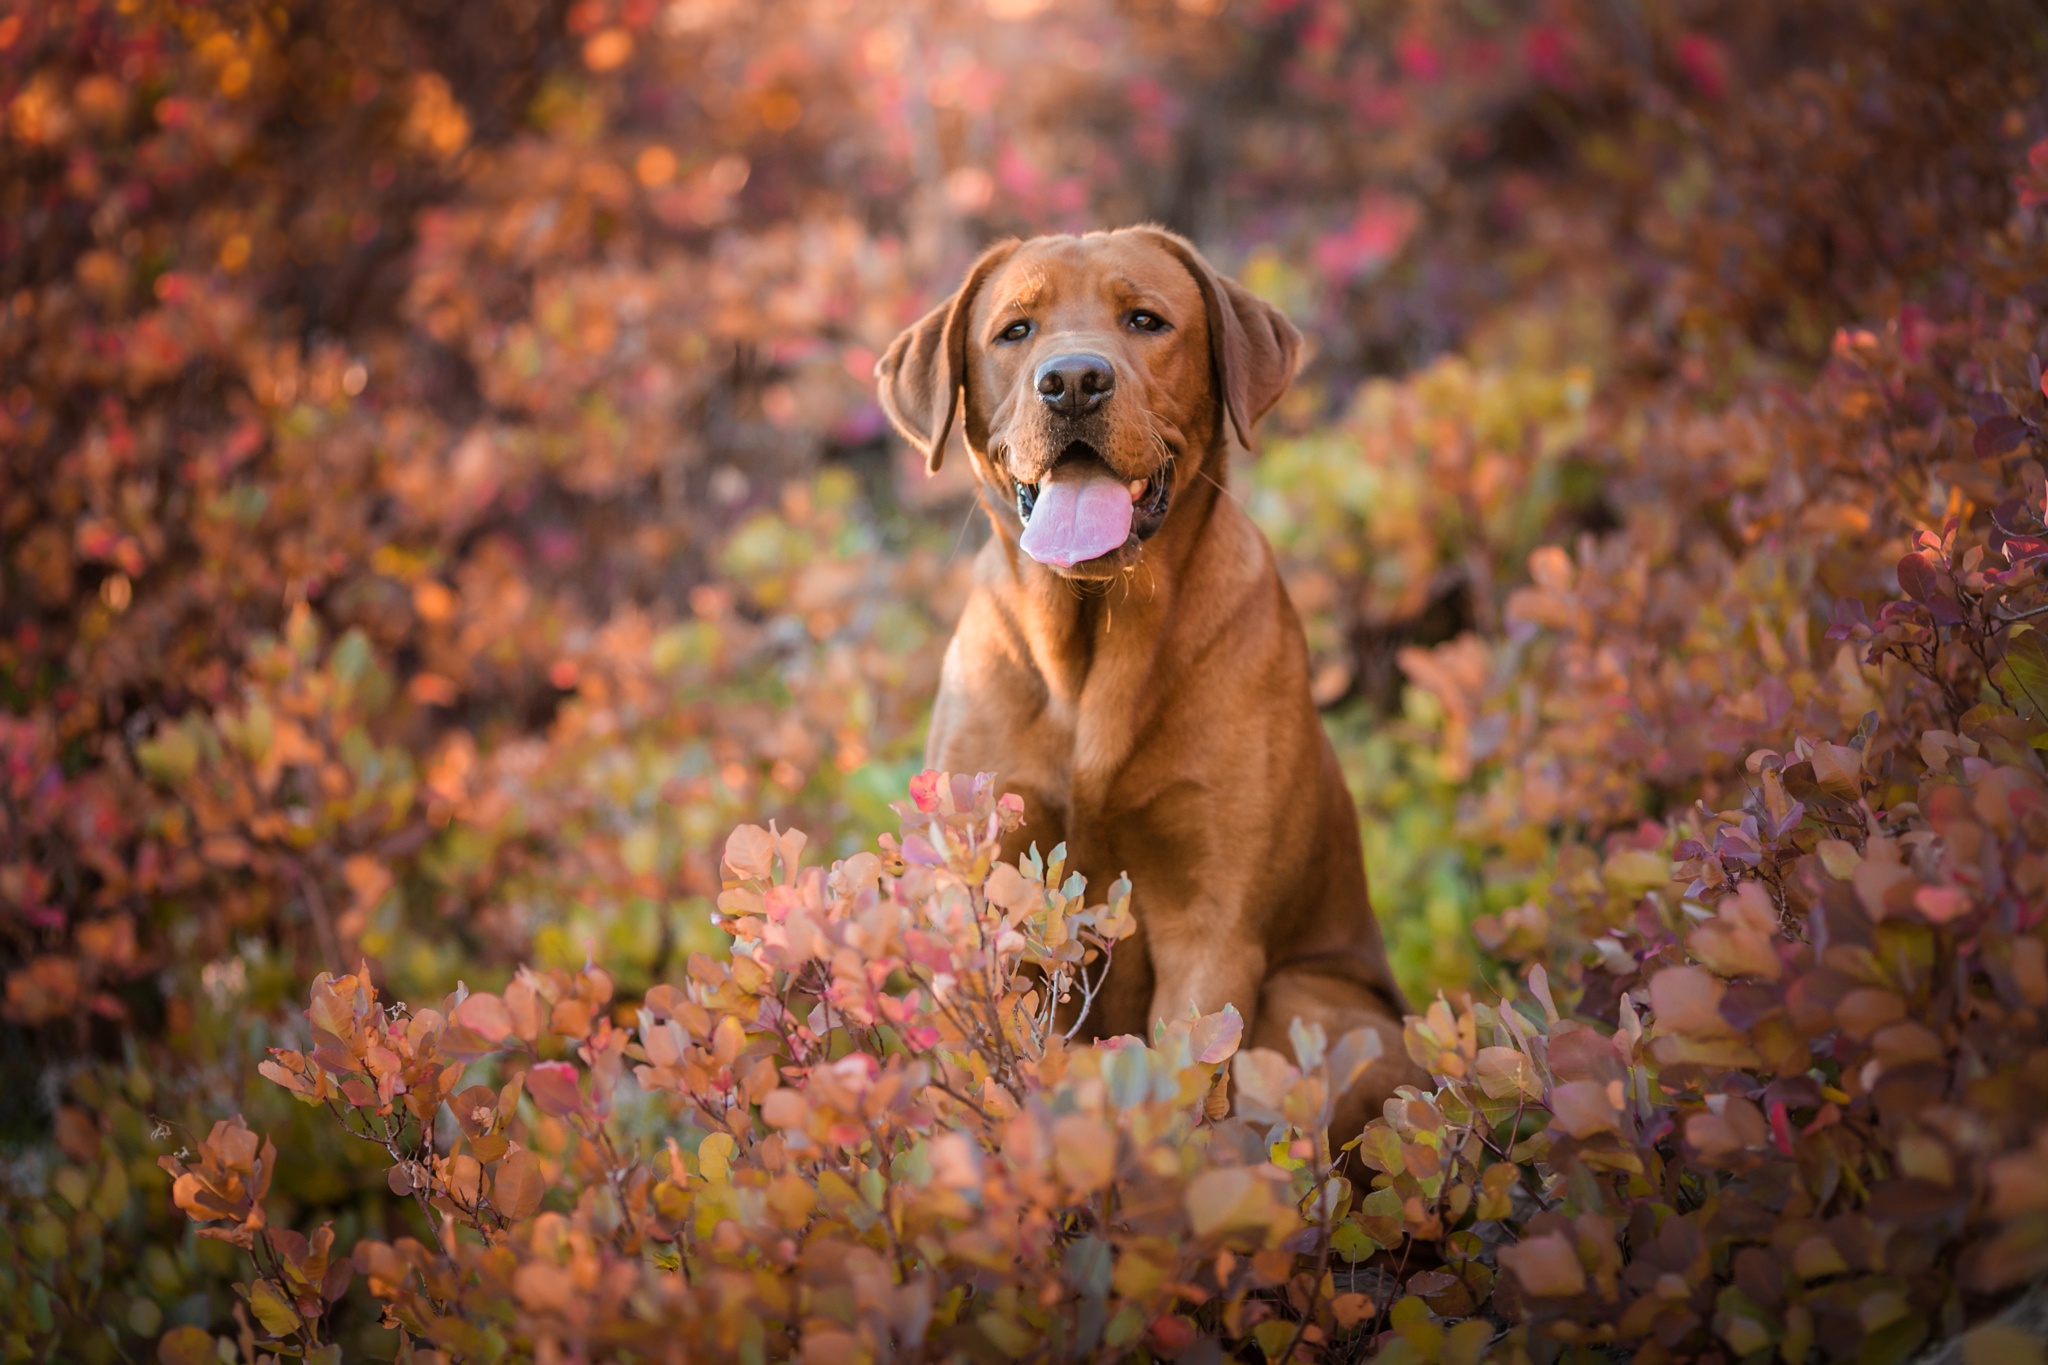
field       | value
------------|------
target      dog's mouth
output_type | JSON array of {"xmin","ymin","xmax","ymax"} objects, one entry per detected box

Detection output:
[{"xmin": 1012, "ymin": 442, "xmax": 1172, "ymax": 572}]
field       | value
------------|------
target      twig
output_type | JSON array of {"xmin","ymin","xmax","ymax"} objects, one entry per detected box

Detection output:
[{"xmin": 293, "ymin": 860, "xmax": 342, "ymax": 975}]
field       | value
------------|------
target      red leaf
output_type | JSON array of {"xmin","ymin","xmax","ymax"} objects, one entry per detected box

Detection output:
[
  {"xmin": 1895, "ymin": 552, "xmax": 1943, "ymax": 604},
  {"xmin": 1769, "ymin": 1100, "xmax": 1794, "ymax": 1155},
  {"xmin": 1974, "ymin": 414, "xmax": 2028, "ymax": 457}
]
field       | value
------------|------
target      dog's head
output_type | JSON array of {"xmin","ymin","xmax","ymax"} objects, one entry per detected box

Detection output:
[{"xmin": 877, "ymin": 226, "xmax": 1300, "ymax": 579}]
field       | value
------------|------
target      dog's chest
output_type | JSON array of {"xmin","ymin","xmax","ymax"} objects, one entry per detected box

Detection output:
[{"xmin": 936, "ymin": 583, "xmax": 1187, "ymax": 821}]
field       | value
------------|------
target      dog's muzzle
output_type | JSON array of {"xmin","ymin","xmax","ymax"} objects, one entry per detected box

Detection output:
[{"xmin": 1013, "ymin": 443, "xmax": 1174, "ymax": 546}]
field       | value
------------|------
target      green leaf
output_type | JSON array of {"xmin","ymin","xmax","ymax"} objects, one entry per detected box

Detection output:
[
  {"xmin": 1388, "ymin": 1294, "xmax": 1433, "ymax": 1331},
  {"xmin": 1104, "ymin": 1305, "xmax": 1147, "ymax": 1349},
  {"xmin": 1331, "ymin": 1218, "xmax": 1380, "ymax": 1263},
  {"xmin": 136, "ymin": 724, "xmax": 200, "ymax": 785},
  {"xmin": 1062, "ymin": 1234, "xmax": 1112, "ymax": 1300},
  {"xmin": 330, "ymin": 628, "xmax": 374, "ymax": 689}
]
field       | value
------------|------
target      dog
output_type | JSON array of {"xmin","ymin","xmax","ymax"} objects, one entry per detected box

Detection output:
[{"xmin": 875, "ymin": 226, "xmax": 1423, "ymax": 1145}]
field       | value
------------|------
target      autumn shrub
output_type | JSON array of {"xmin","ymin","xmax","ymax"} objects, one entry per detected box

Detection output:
[
  {"xmin": 180, "ymin": 366, "xmax": 2048, "ymax": 1363},
  {"xmin": 10, "ymin": 0, "xmax": 2048, "ymax": 1360},
  {"xmin": 164, "ymin": 166, "xmax": 2048, "ymax": 1356},
  {"xmin": 178, "ymin": 775, "xmax": 1389, "ymax": 1363}
]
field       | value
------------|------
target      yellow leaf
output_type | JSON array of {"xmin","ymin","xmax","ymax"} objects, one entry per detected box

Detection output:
[
  {"xmin": 1474, "ymin": 1046, "xmax": 1541, "ymax": 1100},
  {"xmin": 1602, "ymin": 847, "xmax": 1671, "ymax": 896},
  {"xmin": 698, "ymin": 1132, "xmax": 736, "ymax": 1183},
  {"xmin": 1718, "ymin": 1313, "xmax": 1774, "ymax": 1357},
  {"xmin": 245, "ymin": 1278, "xmax": 301, "ymax": 1337},
  {"xmin": 1791, "ymin": 1235, "xmax": 1847, "ymax": 1281},
  {"xmin": 712, "ymin": 1014, "xmax": 746, "ymax": 1066},
  {"xmin": 1443, "ymin": 1318, "xmax": 1496, "ymax": 1365},
  {"xmin": 1475, "ymin": 1162, "xmax": 1518, "ymax": 1221},
  {"xmin": 1816, "ymin": 839, "xmax": 1862, "ymax": 879},
  {"xmin": 1253, "ymin": 1320, "xmax": 1297, "ymax": 1361}
]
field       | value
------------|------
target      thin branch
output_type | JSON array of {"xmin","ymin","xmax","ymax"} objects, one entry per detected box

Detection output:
[
  {"xmin": 1992, "ymin": 599, "xmax": 2048, "ymax": 621},
  {"xmin": 1059, "ymin": 941, "xmax": 1116, "ymax": 1042}
]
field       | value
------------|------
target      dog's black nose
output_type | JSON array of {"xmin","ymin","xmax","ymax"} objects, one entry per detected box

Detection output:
[{"xmin": 1034, "ymin": 353, "xmax": 1114, "ymax": 415}]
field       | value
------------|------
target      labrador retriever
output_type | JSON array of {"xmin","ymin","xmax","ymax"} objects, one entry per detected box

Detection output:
[{"xmin": 875, "ymin": 226, "xmax": 1423, "ymax": 1143}]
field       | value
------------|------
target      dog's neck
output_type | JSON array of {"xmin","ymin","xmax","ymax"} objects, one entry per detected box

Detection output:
[{"xmin": 976, "ymin": 446, "xmax": 1229, "ymax": 712}]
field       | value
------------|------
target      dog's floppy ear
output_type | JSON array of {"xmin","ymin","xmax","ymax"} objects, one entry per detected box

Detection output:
[
  {"xmin": 1136, "ymin": 226, "xmax": 1302, "ymax": 452},
  {"xmin": 875, "ymin": 239, "xmax": 1020, "ymax": 474}
]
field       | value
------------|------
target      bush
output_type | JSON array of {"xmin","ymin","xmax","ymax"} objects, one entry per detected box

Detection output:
[
  {"xmin": 10, "ymin": 0, "xmax": 2048, "ymax": 1360},
  {"xmin": 176, "ymin": 140, "xmax": 2048, "ymax": 1360},
  {"xmin": 191, "ymin": 776, "xmax": 1376, "ymax": 1362}
]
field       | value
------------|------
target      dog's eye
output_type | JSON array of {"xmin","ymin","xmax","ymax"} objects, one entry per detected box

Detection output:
[
  {"xmin": 997, "ymin": 320, "xmax": 1032, "ymax": 343},
  {"xmin": 1128, "ymin": 310, "xmax": 1167, "ymax": 332}
]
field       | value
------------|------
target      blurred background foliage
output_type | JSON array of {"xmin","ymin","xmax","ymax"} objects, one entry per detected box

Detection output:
[{"xmin": 3, "ymin": 0, "xmax": 2047, "ymax": 1356}]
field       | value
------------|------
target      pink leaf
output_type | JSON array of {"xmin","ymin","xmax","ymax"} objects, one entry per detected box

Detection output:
[
  {"xmin": 454, "ymin": 992, "xmax": 514, "ymax": 1044},
  {"xmin": 523, "ymin": 1061, "xmax": 583, "ymax": 1117},
  {"xmin": 1189, "ymin": 1005, "xmax": 1244, "ymax": 1065}
]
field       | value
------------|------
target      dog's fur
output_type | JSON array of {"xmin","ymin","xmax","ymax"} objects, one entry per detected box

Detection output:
[{"xmin": 876, "ymin": 226, "xmax": 1423, "ymax": 1141}]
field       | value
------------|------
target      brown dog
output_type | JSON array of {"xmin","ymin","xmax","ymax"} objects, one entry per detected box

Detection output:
[{"xmin": 875, "ymin": 226, "xmax": 1422, "ymax": 1143}]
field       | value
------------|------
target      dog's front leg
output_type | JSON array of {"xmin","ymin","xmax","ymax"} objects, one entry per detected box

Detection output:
[{"xmin": 1142, "ymin": 909, "xmax": 1267, "ymax": 1036}]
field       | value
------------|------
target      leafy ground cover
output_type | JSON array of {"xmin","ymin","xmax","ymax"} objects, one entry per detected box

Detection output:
[{"xmin": 6, "ymin": 0, "xmax": 2048, "ymax": 1360}]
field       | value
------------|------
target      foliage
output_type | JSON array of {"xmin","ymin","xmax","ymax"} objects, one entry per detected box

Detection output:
[
  {"xmin": 198, "ymin": 776, "xmax": 1392, "ymax": 1363},
  {"xmin": 171, "ymin": 283, "xmax": 2048, "ymax": 1359},
  {"xmin": 8, "ymin": 0, "xmax": 2048, "ymax": 1360}
]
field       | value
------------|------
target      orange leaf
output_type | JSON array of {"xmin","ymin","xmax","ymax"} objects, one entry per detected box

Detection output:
[
  {"xmin": 1499, "ymin": 1232, "xmax": 1586, "ymax": 1297},
  {"xmin": 455, "ymin": 991, "xmax": 515, "ymax": 1043},
  {"xmin": 493, "ymin": 1148, "xmax": 545, "ymax": 1219}
]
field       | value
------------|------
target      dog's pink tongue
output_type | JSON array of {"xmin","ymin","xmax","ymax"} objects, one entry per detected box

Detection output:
[{"xmin": 1019, "ymin": 474, "xmax": 1134, "ymax": 568}]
